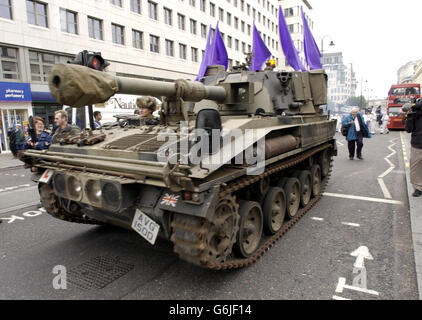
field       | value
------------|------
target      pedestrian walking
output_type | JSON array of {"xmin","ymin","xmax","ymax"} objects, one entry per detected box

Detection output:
[
  {"xmin": 342, "ymin": 107, "xmax": 372, "ymax": 160},
  {"xmin": 405, "ymin": 100, "xmax": 422, "ymax": 197},
  {"xmin": 7, "ymin": 127, "xmax": 17, "ymax": 157},
  {"xmin": 380, "ymin": 111, "xmax": 390, "ymax": 134},
  {"xmin": 369, "ymin": 111, "xmax": 377, "ymax": 135}
]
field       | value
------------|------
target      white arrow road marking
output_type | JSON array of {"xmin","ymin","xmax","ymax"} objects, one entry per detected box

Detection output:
[
  {"xmin": 351, "ymin": 246, "xmax": 373, "ymax": 269},
  {"xmin": 335, "ymin": 277, "xmax": 379, "ymax": 296}
]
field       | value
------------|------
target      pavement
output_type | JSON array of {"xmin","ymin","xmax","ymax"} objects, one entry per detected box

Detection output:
[
  {"xmin": 0, "ymin": 152, "xmax": 23, "ymax": 170},
  {"xmin": 401, "ymin": 131, "xmax": 422, "ymax": 300}
]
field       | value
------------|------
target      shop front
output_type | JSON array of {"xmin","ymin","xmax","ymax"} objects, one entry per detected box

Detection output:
[{"xmin": 0, "ymin": 82, "xmax": 32, "ymax": 153}]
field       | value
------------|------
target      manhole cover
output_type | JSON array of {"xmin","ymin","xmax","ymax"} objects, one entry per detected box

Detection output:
[{"xmin": 68, "ymin": 256, "xmax": 134, "ymax": 290}]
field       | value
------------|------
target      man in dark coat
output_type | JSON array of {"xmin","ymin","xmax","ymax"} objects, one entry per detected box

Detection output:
[
  {"xmin": 7, "ymin": 127, "xmax": 17, "ymax": 157},
  {"xmin": 342, "ymin": 107, "xmax": 372, "ymax": 160},
  {"xmin": 405, "ymin": 100, "xmax": 422, "ymax": 197}
]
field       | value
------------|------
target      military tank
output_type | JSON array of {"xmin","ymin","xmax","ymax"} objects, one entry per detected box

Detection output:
[{"xmin": 20, "ymin": 62, "xmax": 337, "ymax": 270}]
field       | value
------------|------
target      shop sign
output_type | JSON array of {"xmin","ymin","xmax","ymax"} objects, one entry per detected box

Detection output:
[{"xmin": 0, "ymin": 82, "xmax": 32, "ymax": 102}]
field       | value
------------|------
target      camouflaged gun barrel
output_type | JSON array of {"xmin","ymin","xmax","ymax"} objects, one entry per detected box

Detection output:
[{"xmin": 48, "ymin": 64, "xmax": 227, "ymax": 108}]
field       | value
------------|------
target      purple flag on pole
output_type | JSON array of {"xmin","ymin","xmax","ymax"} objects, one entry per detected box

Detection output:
[
  {"xmin": 209, "ymin": 22, "xmax": 228, "ymax": 69},
  {"xmin": 278, "ymin": 5, "xmax": 306, "ymax": 72},
  {"xmin": 250, "ymin": 22, "xmax": 272, "ymax": 71},
  {"xmin": 196, "ymin": 25, "xmax": 213, "ymax": 81},
  {"xmin": 301, "ymin": 7, "xmax": 322, "ymax": 70}
]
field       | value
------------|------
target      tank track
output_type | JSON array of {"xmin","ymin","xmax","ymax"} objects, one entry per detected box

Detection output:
[
  {"xmin": 39, "ymin": 183, "xmax": 102, "ymax": 225},
  {"xmin": 171, "ymin": 142, "xmax": 334, "ymax": 270}
]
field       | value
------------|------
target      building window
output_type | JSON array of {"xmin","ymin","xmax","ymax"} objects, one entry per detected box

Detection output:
[
  {"xmin": 178, "ymin": 14, "xmax": 185, "ymax": 31},
  {"xmin": 0, "ymin": 46, "xmax": 19, "ymax": 80},
  {"xmin": 112, "ymin": 23, "xmax": 125, "ymax": 45},
  {"xmin": 179, "ymin": 44, "xmax": 187, "ymax": 60},
  {"xmin": 150, "ymin": 34, "xmax": 159, "ymax": 53},
  {"xmin": 189, "ymin": 0, "xmax": 195, "ymax": 7},
  {"xmin": 235, "ymin": 39, "xmax": 239, "ymax": 51},
  {"xmin": 200, "ymin": 0, "xmax": 206, "ymax": 12},
  {"xmin": 209, "ymin": 2, "xmax": 215, "ymax": 17},
  {"xmin": 227, "ymin": 36, "xmax": 232, "ymax": 48},
  {"xmin": 218, "ymin": 8, "xmax": 223, "ymax": 22},
  {"xmin": 132, "ymin": 29, "xmax": 143, "ymax": 49},
  {"xmin": 190, "ymin": 19, "xmax": 197, "ymax": 35},
  {"xmin": 191, "ymin": 47, "xmax": 198, "ymax": 62},
  {"xmin": 234, "ymin": 17, "xmax": 238, "ymax": 29},
  {"xmin": 26, "ymin": 0, "xmax": 48, "ymax": 28},
  {"xmin": 165, "ymin": 39, "xmax": 174, "ymax": 56},
  {"xmin": 29, "ymin": 51, "xmax": 72, "ymax": 83},
  {"xmin": 164, "ymin": 7, "xmax": 172, "ymax": 25},
  {"xmin": 110, "ymin": 0, "xmax": 122, "ymax": 7},
  {"xmin": 0, "ymin": 0, "xmax": 12, "ymax": 20},
  {"xmin": 226, "ymin": 12, "xmax": 231, "ymax": 25},
  {"xmin": 148, "ymin": 1, "xmax": 158, "ymax": 20},
  {"xmin": 60, "ymin": 8, "xmax": 78, "ymax": 34},
  {"xmin": 200, "ymin": 23, "xmax": 207, "ymax": 38},
  {"xmin": 88, "ymin": 17, "xmax": 103, "ymax": 40},
  {"xmin": 241, "ymin": 21, "xmax": 245, "ymax": 33},
  {"xmin": 130, "ymin": 0, "xmax": 141, "ymax": 14}
]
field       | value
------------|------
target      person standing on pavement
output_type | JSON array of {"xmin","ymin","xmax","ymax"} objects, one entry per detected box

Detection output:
[
  {"xmin": 25, "ymin": 117, "xmax": 52, "ymax": 150},
  {"xmin": 342, "ymin": 107, "xmax": 372, "ymax": 160},
  {"xmin": 405, "ymin": 100, "xmax": 422, "ymax": 197},
  {"xmin": 7, "ymin": 127, "xmax": 17, "ymax": 157},
  {"xmin": 369, "ymin": 110, "xmax": 377, "ymax": 135},
  {"xmin": 15, "ymin": 124, "xmax": 26, "ymax": 152},
  {"xmin": 93, "ymin": 111, "xmax": 102, "ymax": 129}
]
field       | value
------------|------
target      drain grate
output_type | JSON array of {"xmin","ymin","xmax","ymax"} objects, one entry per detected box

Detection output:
[{"xmin": 67, "ymin": 256, "xmax": 134, "ymax": 290}]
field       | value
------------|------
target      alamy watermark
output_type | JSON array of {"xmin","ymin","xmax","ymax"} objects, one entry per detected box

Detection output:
[{"xmin": 156, "ymin": 122, "xmax": 267, "ymax": 175}]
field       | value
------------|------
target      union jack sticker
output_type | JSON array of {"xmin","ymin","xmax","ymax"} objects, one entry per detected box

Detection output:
[{"xmin": 161, "ymin": 193, "xmax": 180, "ymax": 207}]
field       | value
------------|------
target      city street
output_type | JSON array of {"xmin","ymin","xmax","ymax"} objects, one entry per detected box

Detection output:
[{"xmin": 0, "ymin": 131, "xmax": 418, "ymax": 300}]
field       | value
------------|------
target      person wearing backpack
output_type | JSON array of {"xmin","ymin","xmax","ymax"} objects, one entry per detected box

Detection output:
[
  {"xmin": 405, "ymin": 100, "xmax": 422, "ymax": 197},
  {"xmin": 342, "ymin": 107, "xmax": 372, "ymax": 160}
]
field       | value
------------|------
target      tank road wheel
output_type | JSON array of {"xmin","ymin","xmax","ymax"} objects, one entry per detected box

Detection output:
[
  {"xmin": 172, "ymin": 195, "xmax": 240, "ymax": 266},
  {"xmin": 310, "ymin": 164, "xmax": 322, "ymax": 197},
  {"xmin": 284, "ymin": 178, "xmax": 301, "ymax": 219},
  {"xmin": 297, "ymin": 170, "xmax": 312, "ymax": 207},
  {"xmin": 319, "ymin": 150, "xmax": 331, "ymax": 178},
  {"xmin": 234, "ymin": 201, "xmax": 263, "ymax": 258},
  {"xmin": 263, "ymin": 187, "xmax": 286, "ymax": 235},
  {"xmin": 205, "ymin": 195, "xmax": 241, "ymax": 263}
]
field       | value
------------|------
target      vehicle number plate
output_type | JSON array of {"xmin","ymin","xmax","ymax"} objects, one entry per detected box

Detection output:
[
  {"xmin": 39, "ymin": 169, "xmax": 54, "ymax": 183},
  {"xmin": 131, "ymin": 209, "xmax": 160, "ymax": 245}
]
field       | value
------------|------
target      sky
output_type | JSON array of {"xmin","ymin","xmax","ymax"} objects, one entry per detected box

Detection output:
[{"xmin": 311, "ymin": 0, "xmax": 422, "ymax": 99}]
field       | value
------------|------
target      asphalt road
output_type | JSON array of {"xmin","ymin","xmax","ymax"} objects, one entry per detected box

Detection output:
[{"xmin": 0, "ymin": 132, "xmax": 418, "ymax": 300}]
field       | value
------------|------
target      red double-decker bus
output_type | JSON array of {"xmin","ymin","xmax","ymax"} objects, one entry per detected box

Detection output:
[{"xmin": 387, "ymin": 83, "xmax": 421, "ymax": 129}]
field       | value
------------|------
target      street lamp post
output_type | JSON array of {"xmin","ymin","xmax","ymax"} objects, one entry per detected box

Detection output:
[{"xmin": 318, "ymin": 35, "xmax": 335, "ymax": 64}]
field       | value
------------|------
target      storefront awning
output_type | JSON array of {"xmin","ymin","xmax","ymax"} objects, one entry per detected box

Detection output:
[{"xmin": 31, "ymin": 91, "xmax": 57, "ymax": 103}]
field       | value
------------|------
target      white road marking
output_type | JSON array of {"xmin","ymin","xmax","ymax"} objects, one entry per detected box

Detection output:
[
  {"xmin": 0, "ymin": 208, "xmax": 45, "ymax": 223},
  {"xmin": 377, "ymin": 178, "xmax": 392, "ymax": 199},
  {"xmin": 377, "ymin": 139, "xmax": 397, "ymax": 199},
  {"xmin": 341, "ymin": 222, "xmax": 360, "ymax": 227},
  {"xmin": 335, "ymin": 277, "xmax": 379, "ymax": 296},
  {"xmin": 332, "ymin": 295, "xmax": 351, "ymax": 300},
  {"xmin": 311, "ymin": 217, "xmax": 324, "ymax": 221},
  {"xmin": 337, "ymin": 141, "xmax": 344, "ymax": 147},
  {"xmin": 351, "ymin": 246, "xmax": 373, "ymax": 269},
  {"xmin": 400, "ymin": 132, "xmax": 410, "ymax": 168},
  {"xmin": 323, "ymin": 192, "xmax": 403, "ymax": 205},
  {"xmin": 0, "ymin": 185, "xmax": 37, "ymax": 195}
]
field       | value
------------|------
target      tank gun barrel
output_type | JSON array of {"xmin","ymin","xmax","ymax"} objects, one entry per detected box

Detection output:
[{"xmin": 48, "ymin": 64, "xmax": 226, "ymax": 108}]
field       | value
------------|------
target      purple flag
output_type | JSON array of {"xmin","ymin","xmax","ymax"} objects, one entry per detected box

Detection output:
[
  {"xmin": 278, "ymin": 5, "xmax": 306, "ymax": 72},
  {"xmin": 195, "ymin": 25, "xmax": 213, "ymax": 81},
  {"xmin": 301, "ymin": 7, "xmax": 322, "ymax": 70},
  {"xmin": 209, "ymin": 23, "xmax": 228, "ymax": 69},
  {"xmin": 250, "ymin": 22, "xmax": 272, "ymax": 71}
]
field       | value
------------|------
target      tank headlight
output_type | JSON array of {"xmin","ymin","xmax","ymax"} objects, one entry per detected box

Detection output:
[
  {"xmin": 67, "ymin": 176, "xmax": 83, "ymax": 200},
  {"xmin": 102, "ymin": 182, "xmax": 120, "ymax": 210},
  {"xmin": 85, "ymin": 180, "xmax": 102, "ymax": 205},
  {"xmin": 53, "ymin": 173, "xmax": 66, "ymax": 196}
]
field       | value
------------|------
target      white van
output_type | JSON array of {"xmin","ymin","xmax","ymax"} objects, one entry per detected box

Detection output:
[{"xmin": 64, "ymin": 94, "xmax": 161, "ymax": 129}]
